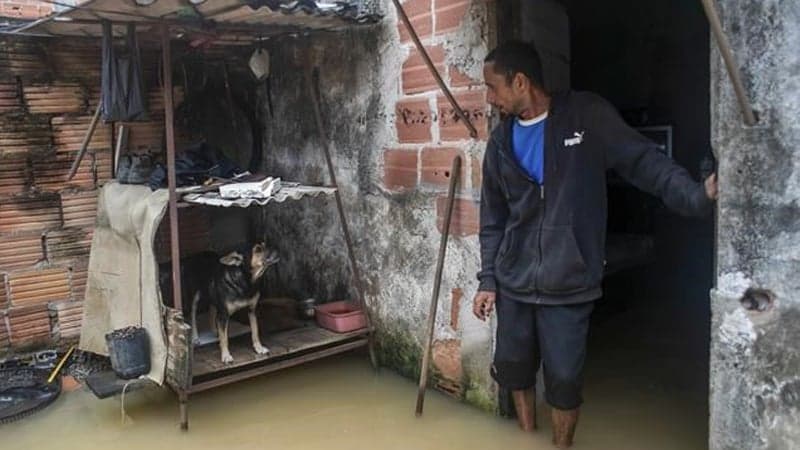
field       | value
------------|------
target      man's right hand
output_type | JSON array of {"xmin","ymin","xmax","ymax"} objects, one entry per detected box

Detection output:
[{"xmin": 472, "ymin": 290, "xmax": 497, "ymax": 321}]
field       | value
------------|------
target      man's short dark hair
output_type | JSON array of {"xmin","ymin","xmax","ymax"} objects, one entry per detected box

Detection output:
[{"xmin": 484, "ymin": 40, "xmax": 545, "ymax": 90}]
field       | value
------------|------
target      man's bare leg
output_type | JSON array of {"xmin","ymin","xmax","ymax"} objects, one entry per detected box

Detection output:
[
  {"xmin": 512, "ymin": 388, "xmax": 536, "ymax": 431},
  {"xmin": 551, "ymin": 407, "xmax": 579, "ymax": 448}
]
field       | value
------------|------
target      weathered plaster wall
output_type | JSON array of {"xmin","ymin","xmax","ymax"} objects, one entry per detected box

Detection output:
[
  {"xmin": 709, "ymin": 1, "xmax": 800, "ymax": 448},
  {"xmin": 256, "ymin": 1, "xmax": 498, "ymax": 411}
]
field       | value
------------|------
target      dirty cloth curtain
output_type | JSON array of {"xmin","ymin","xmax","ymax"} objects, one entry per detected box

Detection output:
[
  {"xmin": 79, "ymin": 182, "xmax": 169, "ymax": 384},
  {"xmin": 101, "ymin": 21, "xmax": 147, "ymax": 121}
]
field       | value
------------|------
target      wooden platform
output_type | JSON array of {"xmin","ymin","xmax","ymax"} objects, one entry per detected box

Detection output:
[{"xmin": 189, "ymin": 324, "xmax": 369, "ymax": 392}]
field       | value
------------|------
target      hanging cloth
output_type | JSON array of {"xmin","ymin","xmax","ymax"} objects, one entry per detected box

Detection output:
[{"xmin": 101, "ymin": 21, "xmax": 147, "ymax": 121}]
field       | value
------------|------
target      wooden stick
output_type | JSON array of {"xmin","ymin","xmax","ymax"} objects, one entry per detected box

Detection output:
[
  {"xmin": 306, "ymin": 65, "xmax": 377, "ymax": 368},
  {"xmin": 67, "ymin": 101, "xmax": 102, "ymax": 180},
  {"xmin": 391, "ymin": 0, "xmax": 478, "ymax": 139},
  {"xmin": 47, "ymin": 345, "xmax": 75, "ymax": 384},
  {"xmin": 416, "ymin": 155, "xmax": 462, "ymax": 416},
  {"xmin": 113, "ymin": 124, "xmax": 128, "ymax": 178},
  {"xmin": 700, "ymin": 0, "xmax": 758, "ymax": 126}
]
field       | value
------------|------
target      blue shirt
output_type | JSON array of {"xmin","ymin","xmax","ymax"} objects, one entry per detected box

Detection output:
[{"xmin": 512, "ymin": 113, "xmax": 547, "ymax": 184}]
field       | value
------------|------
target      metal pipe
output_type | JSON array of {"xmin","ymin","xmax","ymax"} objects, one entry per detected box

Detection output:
[
  {"xmin": 162, "ymin": 23, "xmax": 183, "ymax": 314},
  {"xmin": 306, "ymin": 66, "xmax": 377, "ymax": 368},
  {"xmin": 701, "ymin": 0, "xmax": 758, "ymax": 126},
  {"xmin": 391, "ymin": 0, "xmax": 479, "ymax": 139},
  {"xmin": 415, "ymin": 155, "xmax": 461, "ymax": 417}
]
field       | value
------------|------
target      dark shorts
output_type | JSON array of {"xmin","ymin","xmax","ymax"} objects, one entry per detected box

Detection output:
[{"xmin": 491, "ymin": 295, "xmax": 594, "ymax": 410}]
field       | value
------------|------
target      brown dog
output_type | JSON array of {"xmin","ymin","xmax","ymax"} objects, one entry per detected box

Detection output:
[{"xmin": 161, "ymin": 242, "xmax": 279, "ymax": 364}]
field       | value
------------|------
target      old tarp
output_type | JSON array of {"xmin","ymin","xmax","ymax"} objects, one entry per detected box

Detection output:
[{"xmin": 79, "ymin": 182, "xmax": 169, "ymax": 384}]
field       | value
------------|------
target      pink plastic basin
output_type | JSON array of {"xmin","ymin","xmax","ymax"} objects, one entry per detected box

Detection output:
[{"xmin": 314, "ymin": 301, "xmax": 367, "ymax": 333}]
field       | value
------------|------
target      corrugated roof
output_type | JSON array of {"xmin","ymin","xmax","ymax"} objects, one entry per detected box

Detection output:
[{"xmin": 5, "ymin": 0, "xmax": 382, "ymax": 41}]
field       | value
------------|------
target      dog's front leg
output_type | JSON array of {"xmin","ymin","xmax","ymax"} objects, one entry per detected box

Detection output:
[
  {"xmin": 249, "ymin": 306, "xmax": 269, "ymax": 356},
  {"xmin": 217, "ymin": 314, "xmax": 234, "ymax": 364}
]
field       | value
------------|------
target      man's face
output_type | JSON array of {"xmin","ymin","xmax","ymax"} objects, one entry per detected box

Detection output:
[{"xmin": 483, "ymin": 62, "xmax": 525, "ymax": 116}]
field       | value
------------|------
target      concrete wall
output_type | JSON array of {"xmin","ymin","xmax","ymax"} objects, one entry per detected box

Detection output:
[
  {"xmin": 256, "ymin": 0, "xmax": 498, "ymax": 410},
  {"xmin": 709, "ymin": 1, "xmax": 800, "ymax": 448}
]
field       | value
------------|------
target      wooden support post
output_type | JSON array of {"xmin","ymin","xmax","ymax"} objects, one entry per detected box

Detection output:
[{"xmin": 161, "ymin": 24, "xmax": 182, "ymax": 312}]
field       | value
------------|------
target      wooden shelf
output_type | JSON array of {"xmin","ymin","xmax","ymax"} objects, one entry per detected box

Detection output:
[{"xmin": 189, "ymin": 324, "xmax": 369, "ymax": 392}]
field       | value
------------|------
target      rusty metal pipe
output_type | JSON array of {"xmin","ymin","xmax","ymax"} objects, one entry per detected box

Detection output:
[
  {"xmin": 391, "ymin": 0, "xmax": 478, "ymax": 139},
  {"xmin": 416, "ymin": 155, "xmax": 461, "ymax": 417},
  {"xmin": 306, "ymin": 66, "xmax": 377, "ymax": 368},
  {"xmin": 701, "ymin": 0, "xmax": 758, "ymax": 126}
]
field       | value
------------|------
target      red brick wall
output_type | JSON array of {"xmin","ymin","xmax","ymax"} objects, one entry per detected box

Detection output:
[
  {"xmin": 0, "ymin": 36, "xmax": 175, "ymax": 354},
  {"xmin": 384, "ymin": 0, "xmax": 487, "ymax": 237},
  {"xmin": 0, "ymin": 0, "xmax": 52, "ymax": 20}
]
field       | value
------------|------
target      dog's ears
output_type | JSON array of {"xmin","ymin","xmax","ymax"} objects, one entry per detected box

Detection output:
[{"xmin": 220, "ymin": 251, "xmax": 244, "ymax": 266}]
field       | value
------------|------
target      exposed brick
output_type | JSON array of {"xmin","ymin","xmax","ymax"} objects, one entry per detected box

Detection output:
[
  {"xmin": 0, "ymin": 82, "xmax": 22, "ymax": 114},
  {"xmin": 402, "ymin": 45, "xmax": 445, "ymax": 95},
  {"xmin": 125, "ymin": 120, "xmax": 164, "ymax": 152},
  {"xmin": 0, "ymin": 156, "xmax": 31, "ymax": 196},
  {"xmin": 437, "ymin": 90, "xmax": 489, "ymax": 142},
  {"xmin": 432, "ymin": 338, "xmax": 463, "ymax": 381},
  {"xmin": 436, "ymin": 196, "xmax": 479, "ymax": 236},
  {"xmin": 0, "ymin": 1, "xmax": 52, "ymax": 19},
  {"xmin": 0, "ymin": 40, "xmax": 48, "ymax": 78},
  {"xmin": 420, "ymin": 147, "xmax": 467, "ymax": 188},
  {"xmin": 450, "ymin": 287, "xmax": 463, "ymax": 330},
  {"xmin": 61, "ymin": 190, "xmax": 98, "ymax": 228},
  {"xmin": 396, "ymin": 98, "xmax": 433, "ymax": 143},
  {"xmin": 7, "ymin": 304, "xmax": 51, "ymax": 345},
  {"xmin": 0, "ymin": 312, "xmax": 8, "ymax": 349},
  {"xmin": 51, "ymin": 115, "xmax": 112, "ymax": 153},
  {"xmin": 8, "ymin": 267, "xmax": 71, "ymax": 307},
  {"xmin": 397, "ymin": 0, "xmax": 433, "ymax": 43},
  {"xmin": 51, "ymin": 41, "xmax": 102, "ymax": 81},
  {"xmin": 0, "ymin": 234, "xmax": 44, "ymax": 270},
  {"xmin": 383, "ymin": 149, "xmax": 418, "ymax": 191},
  {"xmin": 94, "ymin": 149, "xmax": 113, "ymax": 186},
  {"xmin": 23, "ymin": 83, "xmax": 85, "ymax": 114},
  {"xmin": 0, "ymin": 120, "xmax": 52, "ymax": 159},
  {"xmin": 69, "ymin": 260, "xmax": 88, "ymax": 301},
  {"xmin": 49, "ymin": 300, "xmax": 82, "ymax": 340},
  {"xmin": 45, "ymin": 227, "xmax": 91, "ymax": 263},
  {"xmin": 0, "ymin": 194, "xmax": 62, "ymax": 234},
  {"xmin": 0, "ymin": 273, "xmax": 7, "ymax": 309},
  {"xmin": 32, "ymin": 150, "xmax": 97, "ymax": 192},
  {"xmin": 148, "ymin": 86, "xmax": 185, "ymax": 117},
  {"xmin": 434, "ymin": 0, "xmax": 470, "ymax": 35},
  {"xmin": 449, "ymin": 66, "xmax": 481, "ymax": 88}
]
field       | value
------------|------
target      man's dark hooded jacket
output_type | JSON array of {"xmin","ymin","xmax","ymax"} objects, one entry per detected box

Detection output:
[{"xmin": 478, "ymin": 91, "xmax": 712, "ymax": 305}]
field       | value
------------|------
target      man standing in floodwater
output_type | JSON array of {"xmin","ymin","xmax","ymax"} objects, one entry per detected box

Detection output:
[{"xmin": 472, "ymin": 41, "xmax": 718, "ymax": 448}]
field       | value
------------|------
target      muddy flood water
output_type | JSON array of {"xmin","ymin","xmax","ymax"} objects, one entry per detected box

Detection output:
[{"xmin": 3, "ymin": 332, "xmax": 706, "ymax": 450}]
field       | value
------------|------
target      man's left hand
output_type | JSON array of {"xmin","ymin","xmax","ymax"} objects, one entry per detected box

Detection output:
[{"xmin": 705, "ymin": 173, "xmax": 718, "ymax": 200}]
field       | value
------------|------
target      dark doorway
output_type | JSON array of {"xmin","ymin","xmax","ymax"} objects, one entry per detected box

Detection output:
[{"xmin": 496, "ymin": 0, "xmax": 714, "ymax": 445}]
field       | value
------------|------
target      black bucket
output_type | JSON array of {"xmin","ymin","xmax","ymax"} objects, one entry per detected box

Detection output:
[{"xmin": 105, "ymin": 326, "xmax": 150, "ymax": 379}]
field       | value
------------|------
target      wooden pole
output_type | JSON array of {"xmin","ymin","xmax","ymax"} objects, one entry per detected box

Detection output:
[
  {"xmin": 161, "ymin": 24, "xmax": 182, "ymax": 314},
  {"xmin": 700, "ymin": 0, "xmax": 758, "ymax": 126},
  {"xmin": 67, "ymin": 101, "xmax": 102, "ymax": 181},
  {"xmin": 391, "ymin": 0, "xmax": 478, "ymax": 139},
  {"xmin": 306, "ymin": 66, "xmax": 377, "ymax": 368},
  {"xmin": 416, "ymin": 155, "xmax": 461, "ymax": 416}
]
